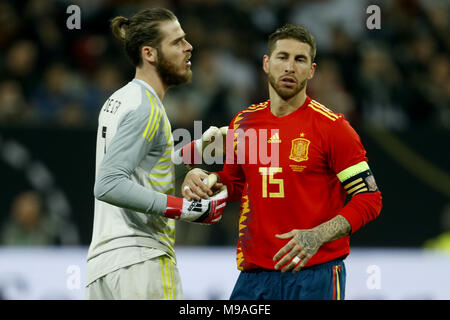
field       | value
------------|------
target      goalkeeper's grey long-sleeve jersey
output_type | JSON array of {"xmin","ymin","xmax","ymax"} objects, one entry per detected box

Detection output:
[{"xmin": 87, "ymin": 79, "xmax": 176, "ymax": 269}]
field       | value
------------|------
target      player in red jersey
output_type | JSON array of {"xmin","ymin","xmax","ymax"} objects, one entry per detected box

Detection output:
[{"xmin": 182, "ymin": 24, "xmax": 382, "ymax": 300}]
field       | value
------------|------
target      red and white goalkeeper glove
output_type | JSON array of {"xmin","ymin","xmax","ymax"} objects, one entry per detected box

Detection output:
[{"xmin": 164, "ymin": 187, "xmax": 228, "ymax": 224}]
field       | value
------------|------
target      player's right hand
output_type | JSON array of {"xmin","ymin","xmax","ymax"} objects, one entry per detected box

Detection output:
[
  {"xmin": 164, "ymin": 188, "xmax": 228, "ymax": 224},
  {"xmin": 182, "ymin": 169, "xmax": 224, "ymax": 201}
]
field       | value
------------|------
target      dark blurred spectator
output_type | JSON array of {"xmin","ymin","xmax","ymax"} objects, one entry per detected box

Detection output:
[
  {"xmin": 288, "ymin": 0, "xmax": 366, "ymax": 52},
  {"xmin": 0, "ymin": 1, "xmax": 21, "ymax": 50},
  {"xmin": 3, "ymin": 39, "xmax": 39, "ymax": 98},
  {"xmin": 355, "ymin": 42, "xmax": 409, "ymax": 130},
  {"xmin": 0, "ymin": 80, "xmax": 35, "ymax": 125},
  {"xmin": 427, "ymin": 54, "xmax": 450, "ymax": 129},
  {"xmin": 31, "ymin": 62, "xmax": 88, "ymax": 126},
  {"xmin": 329, "ymin": 26, "xmax": 359, "ymax": 93},
  {"xmin": 86, "ymin": 63, "xmax": 127, "ymax": 119},
  {"xmin": 1, "ymin": 191, "xmax": 58, "ymax": 246},
  {"xmin": 308, "ymin": 59, "xmax": 357, "ymax": 123},
  {"xmin": 0, "ymin": 0, "xmax": 446, "ymax": 132}
]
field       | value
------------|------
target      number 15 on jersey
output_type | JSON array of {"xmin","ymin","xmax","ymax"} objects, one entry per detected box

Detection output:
[{"xmin": 259, "ymin": 167, "xmax": 284, "ymax": 198}]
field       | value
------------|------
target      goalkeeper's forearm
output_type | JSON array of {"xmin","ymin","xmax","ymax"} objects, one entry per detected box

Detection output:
[{"xmin": 94, "ymin": 170, "xmax": 225, "ymax": 224}]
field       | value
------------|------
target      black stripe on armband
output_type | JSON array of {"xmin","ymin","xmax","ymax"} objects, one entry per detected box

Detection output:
[{"xmin": 341, "ymin": 170, "xmax": 379, "ymax": 196}]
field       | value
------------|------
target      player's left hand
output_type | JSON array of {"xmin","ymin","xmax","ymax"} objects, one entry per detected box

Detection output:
[{"xmin": 272, "ymin": 229, "xmax": 323, "ymax": 273}]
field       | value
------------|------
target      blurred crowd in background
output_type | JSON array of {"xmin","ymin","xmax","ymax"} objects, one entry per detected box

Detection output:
[
  {"xmin": 0, "ymin": 0, "xmax": 448, "ymax": 131},
  {"xmin": 0, "ymin": 0, "xmax": 449, "ymax": 247}
]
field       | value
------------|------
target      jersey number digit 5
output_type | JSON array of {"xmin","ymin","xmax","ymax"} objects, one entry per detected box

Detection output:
[{"xmin": 259, "ymin": 167, "xmax": 284, "ymax": 198}]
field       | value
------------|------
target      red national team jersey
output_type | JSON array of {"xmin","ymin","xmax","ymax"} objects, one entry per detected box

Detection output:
[{"xmin": 217, "ymin": 97, "xmax": 382, "ymax": 271}]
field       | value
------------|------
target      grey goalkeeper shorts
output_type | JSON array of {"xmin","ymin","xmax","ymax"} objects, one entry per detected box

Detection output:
[{"xmin": 86, "ymin": 254, "xmax": 183, "ymax": 300}]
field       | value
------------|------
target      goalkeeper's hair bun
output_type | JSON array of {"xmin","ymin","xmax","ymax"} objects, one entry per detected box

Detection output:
[
  {"xmin": 111, "ymin": 16, "xmax": 130, "ymax": 42},
  {"xmin": 110, "ymin": 8, "xmax": 177, "ymax": 67}
]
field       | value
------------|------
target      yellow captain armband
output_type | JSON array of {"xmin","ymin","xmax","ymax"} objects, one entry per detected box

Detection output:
[{"xmin": 337, "ymin": 161, "xmax": 379, "ymax": 196}]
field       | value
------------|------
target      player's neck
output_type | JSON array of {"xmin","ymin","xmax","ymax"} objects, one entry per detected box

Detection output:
[
  {"xmin": 135, "ymin": 67, "xmax": 168, "ymax": 101},
  {"xmin": 269, "ymin": 87, "xmax": 307, "ymax": 117}
]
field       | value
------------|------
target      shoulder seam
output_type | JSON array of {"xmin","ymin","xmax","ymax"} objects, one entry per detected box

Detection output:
[
  {"xmin": 308, "ymin": 100, "xmax": 341, "ymax": 122},
  {"xmin": 234, "ymin": 100, "xmax": 268, "ymax": 119}
]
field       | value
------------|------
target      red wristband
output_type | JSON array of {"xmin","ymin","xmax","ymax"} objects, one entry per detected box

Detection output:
[{"xmin": 164, "ymin": 195, "xmax": 184, "ymax": 219}]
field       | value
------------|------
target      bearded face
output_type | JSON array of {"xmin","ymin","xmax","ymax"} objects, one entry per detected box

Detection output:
[
  {"xmin": 268, "ymin": 72, "xmax": 307, "ymax": 100},
  {"xmin": 263, "ymin": 39, "xmax": 315, "ymax": 101},
  {"xmin": 156, "ymin": 48, "xmax": 192, "ymax": 87}
]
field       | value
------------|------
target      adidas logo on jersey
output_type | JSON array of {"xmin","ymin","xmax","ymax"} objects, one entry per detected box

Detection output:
[{"xmin": 268, "ymin": 132, "xmax": 281, "ymax": 143}]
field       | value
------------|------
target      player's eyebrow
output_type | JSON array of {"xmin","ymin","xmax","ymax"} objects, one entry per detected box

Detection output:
[
  {"xmin": 170, "ymin": 34, "xmax": 186, "ymax": 45},
  {"xmin": 295, "ymin": 54, "xmax": 308, "ymax": 60},
  {"xmin": 276, "ymin": 51, "xmax": 309, "ymax": 60}
]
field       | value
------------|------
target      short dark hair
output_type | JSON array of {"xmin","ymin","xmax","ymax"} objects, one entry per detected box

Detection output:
[
  {"xmin": 111, "ymin": 8, "xmax": 177, "ymax": 67},
  {"xmin": 268, "ymin": 24, "xmax": 317, "ymax": 62}
]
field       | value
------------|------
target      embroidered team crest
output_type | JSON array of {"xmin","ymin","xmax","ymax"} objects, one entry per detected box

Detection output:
[
  {"xmin": 365, "ymin": 175, "xmax": 378, "ymax": 191},
  {"xmin": 289, "ymin": 138, "xmax": 310, "ymax": 162}
]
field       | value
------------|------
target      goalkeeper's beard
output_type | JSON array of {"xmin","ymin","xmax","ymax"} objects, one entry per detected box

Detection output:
[{"xmin": 156, "ymin": 50, "xmax": 192, "ymax": 87}]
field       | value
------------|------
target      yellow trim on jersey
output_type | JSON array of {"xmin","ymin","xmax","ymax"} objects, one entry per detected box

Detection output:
[
  {"xmin": 308, "ymin": 103, "xmax": 338, "ymax": 121},
  {"xmin": 171, "ymin": 257, "xmax": 176, "ymax": 299},
  {"xmin": 157, "ymin": 156, "xmax": 172, "ymax": 163},
  {"xmin": 158, "ymin": 235, "xmax": 175, "ymax": 244},
  {"xmin": 150, "ymin": 172, "xmax": 174, "ymax": 177},
  {"xmin": 232, "ymin": 103, "xmax": 268, "ymax": 154},
  {"xmin": 164, "ymin": 119, "xmax": 171, "ymax": 137},
  {"xmin": 147, "ymin": 97, "xmax": 162, "ymax": 141},
  {"xmin": 163, "ymin": 148, "xmax": 172, "ymax": 156},
  {"xmin": 164, "ymin": 257, "xmax": 172, "ymax": 300},
  {"xmin": 142, "ymin": 91, "xmax": 156, "ymax": 139},
  {"xmin": 310, "ymin": 100, "xmax": 339, "ymax": 119},
  {"xmin": 166, "ymin": 227, "xmax": 175, "ymax": 237},
  {"xmin": 236, "ymin": 251, "xmax": 244, "ymax": 271},
  {"xmin": 157, "ymin": 187, "xmax": 175, "ymax": 194},
  {"xmin": 233, "ymin": 102, "xmax": 268, "ymax": 129},
  {"xmin": 160, "ymin": 256, "xmax": 168, "ymax": 299},
  {"xmin": 153, "ymin": 164, "xmax": 172, "ymax": 170},
  {"xmin": 336, "ymin": 266, "xmax": 341, "ymax": 300},
  {"xmin": 159, "ymin": 256, "xmax": 176, "ymax": 300},
  {"xmin": 158, "ymin": 225, "xmax": 175, "ymax": 237},
  {"xmin": 149, "ymin": 180, "xmax": 175, "ymax": 186},
  {"xmin": 337, "ymin": 161, "xmax": 370, "ymax": 182}
]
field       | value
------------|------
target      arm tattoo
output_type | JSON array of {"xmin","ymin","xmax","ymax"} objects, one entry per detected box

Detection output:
[
  {"xmin": 295, "ymin": 230, "xmax": 321, "ymax": 255},
  {"xmin": 293, "ymin": 215, "xmax": 351, "ymax": 255},
  {"xmin": 315, "ymin": 215, "xmax": 351, "ymax": 244}
]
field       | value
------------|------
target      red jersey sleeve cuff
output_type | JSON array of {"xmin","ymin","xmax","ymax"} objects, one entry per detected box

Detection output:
[
  {"xmin": 215, "ymin": 171, "xmax": 244, "ymax": 202},
  {"xmin": 339, "ymin": 205, "xmax": 363, "ymax": 234},
  {"xmin": 338, "ymin": 191, "xmax": 382, "ymax": 234},
  {"xmin": 216, "ymin": 171, "xmax": 227, "ymax": 185}
]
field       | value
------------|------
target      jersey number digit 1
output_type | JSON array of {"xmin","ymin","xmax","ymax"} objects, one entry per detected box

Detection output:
[
  {"xmin": 102, "ymin": 126, "xmax": 107, "ymax": 154},
  {"xmin": 259, "ymin": 167, "xmax": 284, "ymax": 198}
]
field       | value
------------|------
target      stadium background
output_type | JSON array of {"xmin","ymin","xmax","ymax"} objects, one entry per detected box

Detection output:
[{"xmin": 0, "ymin": 0, "xmax": 449, "ymax": 299}]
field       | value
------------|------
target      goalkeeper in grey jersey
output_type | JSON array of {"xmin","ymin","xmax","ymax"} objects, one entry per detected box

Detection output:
[{"xmin": 86, "ymin": 8, "xmax": 228, "ymax": 300}]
